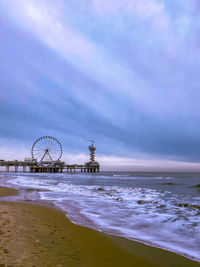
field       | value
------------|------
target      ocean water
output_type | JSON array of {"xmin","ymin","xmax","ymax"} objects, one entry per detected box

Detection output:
[{"xmin": 1, "ymin": 171, "xmax": 200, "ymax": 262}]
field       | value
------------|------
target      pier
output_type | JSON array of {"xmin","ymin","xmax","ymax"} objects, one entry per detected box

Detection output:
[{"xmin": 0, "ymin": 136, "xmax": 100, "ymax": 173}]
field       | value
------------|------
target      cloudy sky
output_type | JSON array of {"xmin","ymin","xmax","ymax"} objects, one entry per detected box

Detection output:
[{"xmin": 0, "ymin": 0, "xmax": 200, "ymax": 171}]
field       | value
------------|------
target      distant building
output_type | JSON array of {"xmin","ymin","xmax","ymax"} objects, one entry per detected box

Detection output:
[{"xmin": 24, "ymin": 158, "xmax": 33, "ymax": 162}]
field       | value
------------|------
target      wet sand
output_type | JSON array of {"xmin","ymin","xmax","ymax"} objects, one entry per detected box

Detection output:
[
  {"xmin": 0, "ymin": 186, "xmax": 18, "ymax": 197},
  {"xmin": 0, "ymin": 186, "xmax": 199, "ymax": 267}
]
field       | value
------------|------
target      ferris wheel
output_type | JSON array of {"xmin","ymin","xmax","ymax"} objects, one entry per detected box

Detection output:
[{"xmin": 31, "ymin": 136, "xmax": 62, "ymax": 163}]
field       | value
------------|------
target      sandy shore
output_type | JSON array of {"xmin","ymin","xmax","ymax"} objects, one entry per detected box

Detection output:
[
  {"xmin": 0, "ymin": 186, "xmax": 18, "ymax": 197},
  {"xmin": 0, "ymin": 186, "xmax": 199, "ymax": 267}
]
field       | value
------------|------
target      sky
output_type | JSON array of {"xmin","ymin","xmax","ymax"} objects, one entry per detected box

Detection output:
[{"xmin": 0, "ymin": 0, "xmax": 200, "ymax": 171}]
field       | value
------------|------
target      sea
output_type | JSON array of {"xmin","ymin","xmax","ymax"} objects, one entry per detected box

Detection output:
[{"xmin": 0, "ymin": 171, "xmax": 200, "ymax": 262}]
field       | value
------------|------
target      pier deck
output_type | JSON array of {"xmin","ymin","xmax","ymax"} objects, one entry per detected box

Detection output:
[{"xmin": 0, "ymin": 161, "xmax": 99, "ymax": 173}]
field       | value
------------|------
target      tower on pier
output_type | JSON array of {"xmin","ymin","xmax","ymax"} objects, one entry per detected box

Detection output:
[
  {"xmin": 89, "ymin": 140, "xmax": 96, "ymax": 162},
  {"xmin": 85, "ymin": 140, "xmax": 100, "ymax": 172}
]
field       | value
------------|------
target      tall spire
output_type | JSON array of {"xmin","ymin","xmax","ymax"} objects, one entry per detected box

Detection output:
[{"xmin": 88, "ymin": 140, "xmax": 96, "ymax": 162}]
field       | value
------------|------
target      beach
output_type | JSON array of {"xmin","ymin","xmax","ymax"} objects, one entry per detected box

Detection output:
[
  {"xmin": 3, "ymin": 171, "xmax": 200, "ymax": 261},
  {"xmin": 0, "ymin": 185, "xmax": 199, "ymax": 267}
]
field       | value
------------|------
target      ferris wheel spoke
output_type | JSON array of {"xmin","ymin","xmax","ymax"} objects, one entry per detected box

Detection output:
[
  {"xmin": 49, "ymin": 138, "xmax": 55, "ymax": 147},
  {"xmin": 36, "ymin": 141, "xmax": 44, "ymax": 150},
  {"xmin": 34, "ymin": 148, "xmax": 45, "ymax": 152},
  {"xmin": 41, "ymin": 141, "xmax": 48, "ymax": 150},
  {"xmin": 43, "ymin": 137, "xmax": 47, "ymax": 148},
  {"xmin": 48, "ymin": 137, "xmax": 53, "ymax": 147},
  {"xmin": 35, "ymin": 154, "xmax": 43, "ymax": 160},
  {"xmin": 50, "ymin": 147, "xmax": 60, "ymax": 152},
  {"xmin": 49, "ymin": 150, "xmax": 60, "ymax": 155},
  {"xmin": 34, "ymin": 150, "xmax": 43, "ymax": 154},
  {"xmin": 50, "ymin": 152, "xmax": 59, "ymax": 157},
  {"xmin": 53, "ymin": 139, "xmax": 59, "ymax": 146},
  {"xmin": 47, "ymin": 137, "xmax": 51, "ymax": 146},
  {"xmin": 48, "ymin": 143, "xmax": 58, "ymax": 151},
  {"xmin": 49, "ymin": 153, "xmax": 59, "ymax": 157},
  {"xmin": 50, "ymin": 150, "xmax": 59, "ymax": 156},
  {"xmin": 35, "ymin": 150, "xmax": 44, "ymax": 155},
  {"xmin": 50, "ymin": 141, "xmax": 59, "ymax": 149},
  {"xmin": 46, "ymin": 137, "xmax": 50, "ymax": 147},
  {"xmin": 49, "ymin": 148, "xmax": 60, "ymax": 152},
  {"xmin": 33, "ymin": 148, "xmax": 44, "ymax": 154},
  {"xmin": 34, "ymin": 152, "xmax": 44, "ymax": 158}
]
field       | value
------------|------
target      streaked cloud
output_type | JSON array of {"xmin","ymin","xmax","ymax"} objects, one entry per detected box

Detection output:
[
  {"xmin": 90, "ymin": 0, "xmax": 169, "ymax": 31},
  {"xmin": 0, "ymin": 0, "xmax": 200, "ymax": 170}
]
